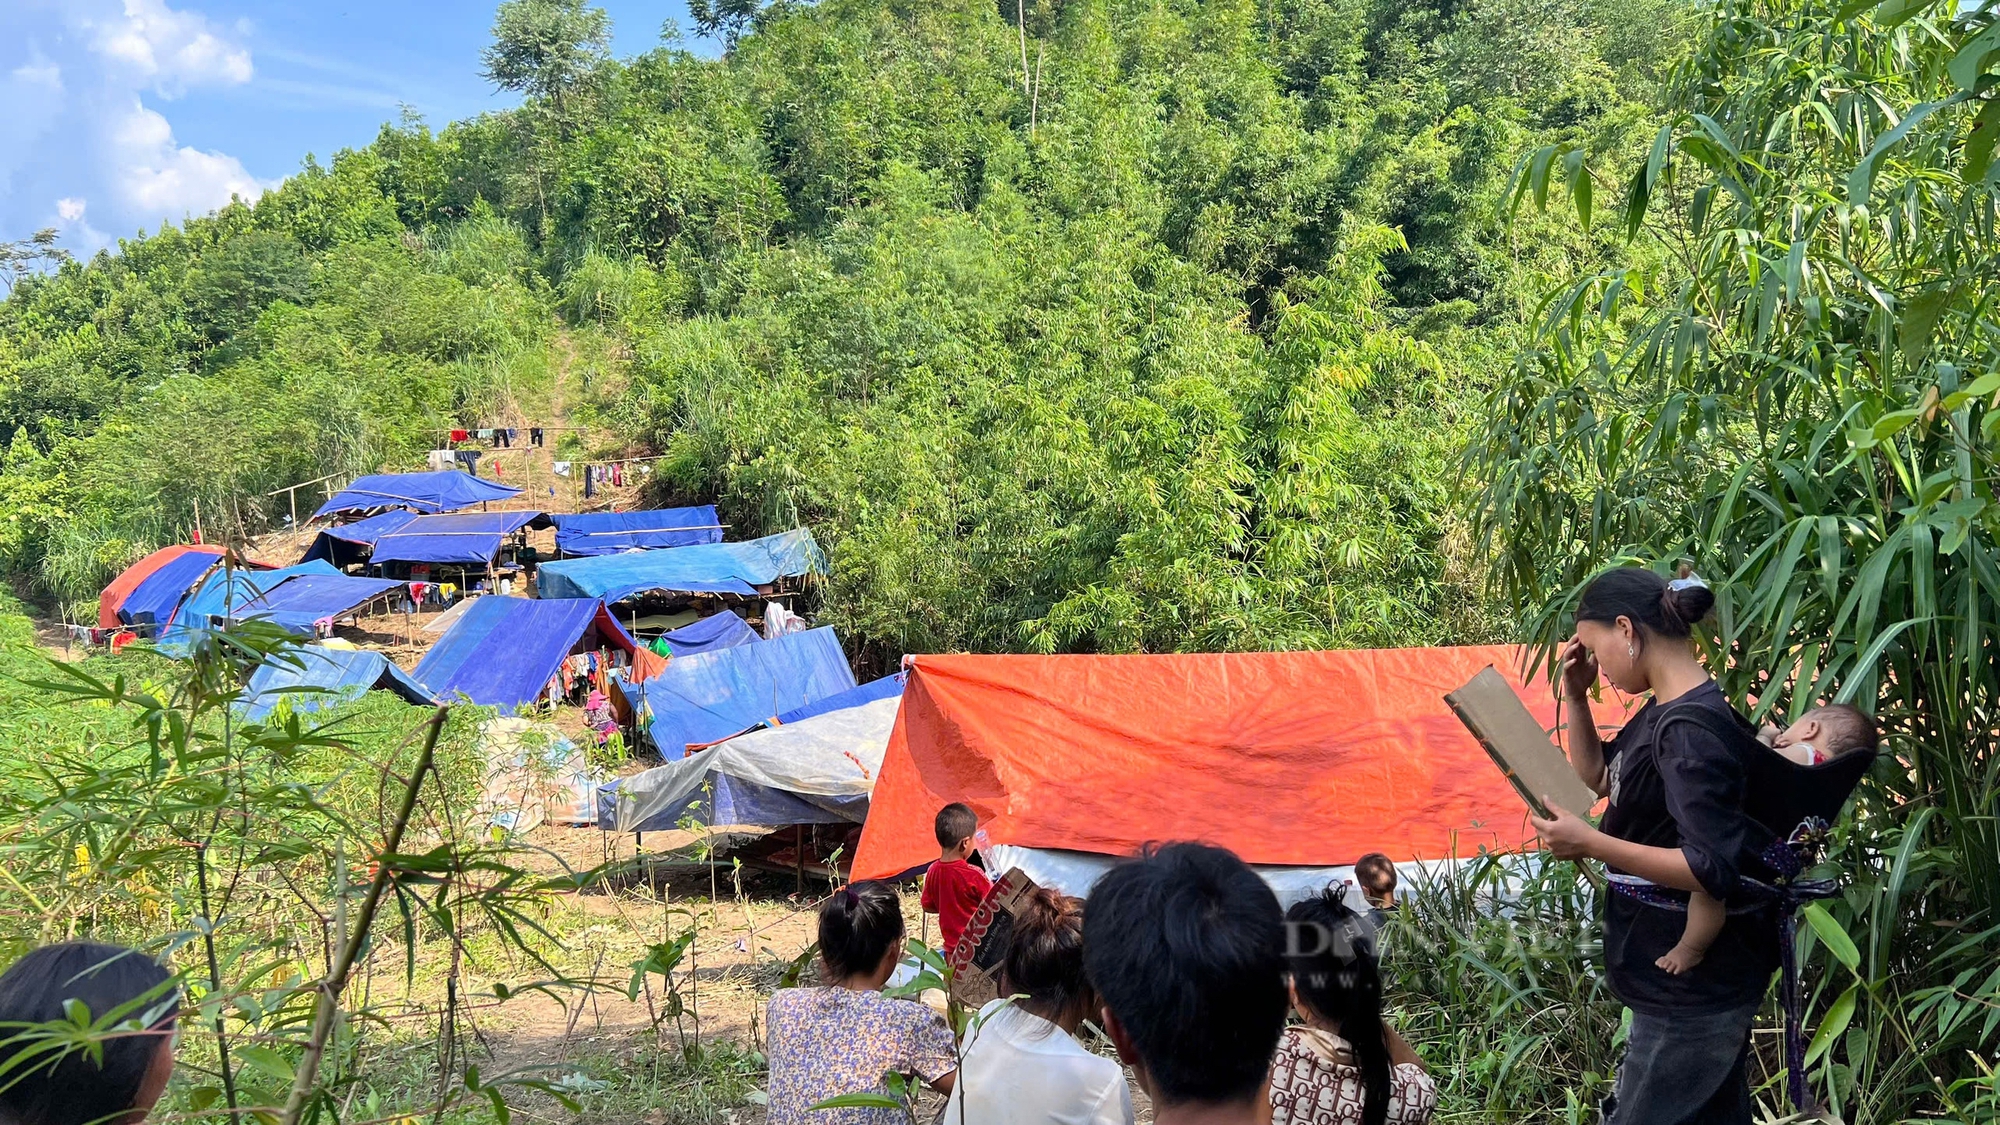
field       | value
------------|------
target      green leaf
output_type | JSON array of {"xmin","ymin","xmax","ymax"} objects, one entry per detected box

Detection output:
[
  {"xmin": 1900, "ymin": 288, "xmax": 1950, "ymax": 370},
  {"xmin": 1804, "ymin": 903, "xmax": 1863, "ymax": 973},
  {"xmin": 1807, "ymin": 984, "xmax": 1859, "ymax": 1064},
  {"xmin": 810, "ymin": 1093, "xmax": 910, "ymax": 1110},
  {"xmin": 1950, "ymin": 23, "xmax": 2000, "ymax": 92},
  {"xmin": 187, "ymin": 1087, "xmax": 222, "ymax": 1112},
  {"xmin": 233, "ymin": 1045, "xmax": 295, "ymax": 1082},
  {"xmin": 1566, "ymin": 148, "xmax": 1592, "ymax": 227},
  {"xmin": 1966, "ymin": 97, "xmax": 2000, "ymax": 184},
  {"xmin": 1872, "ymin": 408, "xmax": 1923, "ymax": 441},
  {"xmin": 1850, "ymin": 97, "xmax": 1967, "ymax": 203}
]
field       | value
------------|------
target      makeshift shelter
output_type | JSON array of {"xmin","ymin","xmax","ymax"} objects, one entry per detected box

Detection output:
[
  {"xmin": 775, "ymin": 673, "xmax": 904, "ymax": 725},
  {"xmin": 852, "ymin": 646, "xmax": 1630, "ymax": 885},
  {"xmin": 311, "ymin": 471, "xmax": 520, "ymax": 520},
  {"xmin": 99, "ymin": 545, "xmax": 226, "ymax": 629},
  {"xmin": 655, "ymin": 612, "xmax": 760, "ymax": 656},
  {"xmin": 412, "ymin": 596, "xmax": 636, "ymax": 712},
  {"xmin": 299, "ymin": 510, "xmax": 419, "ymax": 567},
  {"xmin": 537, "ymin": 528, "xmax": 826, "ymax": 601},
  {"xmin": 552, "ymin": 506, "xmax": 724, "ymax": 556},
  {"xmin": 237, "ymin": 646, "xmax": 432, "ymax": 723},
  {"xmin": 603, "ymin": 693, "xmax": 901, "ymax": 832},
  {"xmin": 367, "ymin": 511, "xmax": 548, "ymax": 567},
  {"xmin": 620, "ymin": 626, "xmax": 856, "ymax": 756},
  {"xmin": 156, "ymin": 561, "xmax": 402, "ymax": 649}
]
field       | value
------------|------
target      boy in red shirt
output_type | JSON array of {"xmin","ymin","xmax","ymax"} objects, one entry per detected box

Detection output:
[{"xmin": 920, "ymin": 802, "xmax": 992, "ymax": 955}]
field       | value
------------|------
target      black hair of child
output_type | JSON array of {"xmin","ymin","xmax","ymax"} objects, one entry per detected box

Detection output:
[
  {"xmin": 1812, "ymin": 703, "xmax": 1881, "ymax": 756},
  {"xmin": 1353, "ymin": 853, "xmax": 1397, "ymax": 894},
  {"xmin": 934, "ymin": 802, "xmax": 978, "ymax": 849},
  {"xmin": 1286, "ymin": 890, "xmax": 1393, "ymax": 1125},
  {"xmin": 1082, "ymin": 842, "xmax": 1287, "ymax": 1105},
  {"xmin": 0, "ymin": 942, "xmax": 179, "ymax": 1125},
  {"xmin": 1000, "ymin": 888, "xmax": 1094, "ymax": 1028},
  {"xmin": 818, "ymin": 882, "xmax": 906, "ymax": 980},
  {"xmin": 1576, "ymin": 565, "xmax": 1715, "ymax": 639}
]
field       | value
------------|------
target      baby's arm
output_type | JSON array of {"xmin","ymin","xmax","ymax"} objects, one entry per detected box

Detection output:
[{"xmin": 1657, "ymin": 891, "xmax": 1725, "ymax": 974}]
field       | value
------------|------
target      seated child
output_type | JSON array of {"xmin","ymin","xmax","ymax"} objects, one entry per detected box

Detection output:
[
  {"xmin": 921, "ymin": 802, "xmax": 991, "ymax": 955},
  {"xmin": 1656, "ymin": 703, "xmax": 1879, "ymax": 974},
  {"xmin": 0, "ymin": 941, "xmax": 180, "ymax": 1125},
  {"xmin": 765, "ymin": 883, "xmax": 957, "ymax": 1125},
  {"xmin": 1272, "ymin": 889, "xmax": 1435, "ymax": 1125}
]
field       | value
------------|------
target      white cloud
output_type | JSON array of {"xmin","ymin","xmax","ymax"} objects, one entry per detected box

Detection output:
[
  {"xmin": 56, "ymin": 198, "xmax": 88, "ymax": 222},
  {"xmin": 90, "ymin": 0, "xmax": 253, "ymax": 95},
  {"xmin": 11, "ymin": 55, "xmax": 63, "ymax": 91},
  {"xmin": 111, "ymin": 101, "xmax": 265, "ymax": 218}
]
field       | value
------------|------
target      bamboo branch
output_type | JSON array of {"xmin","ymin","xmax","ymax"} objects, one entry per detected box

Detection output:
[{"xmin": 278, "ymin": 704, "xmax": 450, "ymax": 1125}]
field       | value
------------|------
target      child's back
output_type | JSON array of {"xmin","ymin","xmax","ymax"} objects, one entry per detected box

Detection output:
[{"xmin": 921, "ymin": 802, "xmax": 991, "ymax": 953}]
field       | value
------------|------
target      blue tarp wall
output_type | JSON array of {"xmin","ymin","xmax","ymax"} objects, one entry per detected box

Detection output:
[
  {"xmin": 774, "ymin": 672, "xmax": 904, "ymax": 725},
  {"xmin": 369, "ymin": 511, "xmax": 546, "ymax": 566},
  {"xmin": 661, "ymin": 612, "xmax": 759, "ymax": 656},
  {"xmin": 313, "ymin": 471, "xmax": 521, "ymax": 519},
  {"xmin": 155, "ymin": 562, "xmax": 395, "ymax": 651},
  {"xmin": 537, "ymin": 528, "xmax": 827, "ymax": 601},
  {"xmin": 625, "ymin": 625, "xmax": 856, "ymax": 755},
  {"xmin": 120, "ymin": 551, "xmax": 230, "ymax": 626},
  {"xmin": 301, "ymin": 511, "xmax": 419, "ymax": 565},
  {"xmin": 238, "ymin": 647, "xmax": 432, "ymax": 723},
  {"xmin": 552, "ymin": 507, "xmax": 723, "ymax": 556},
  {"xmin": 412, "ymin": 596, "xmax": 634, "ymax": 712}
]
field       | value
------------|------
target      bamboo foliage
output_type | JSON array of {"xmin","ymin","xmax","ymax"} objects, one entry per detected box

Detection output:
[{"xmin": 1477, "ymin": 0, "xmax": 2000, "ymax": 1116}]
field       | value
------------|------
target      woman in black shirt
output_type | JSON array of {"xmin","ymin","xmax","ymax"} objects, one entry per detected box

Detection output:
[{"xmin": 1529, "ymin": 567, "xmax": 1776, "ymax": 1125}]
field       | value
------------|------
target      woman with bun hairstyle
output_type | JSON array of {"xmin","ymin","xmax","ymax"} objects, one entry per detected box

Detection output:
[
  {"xmin": 1530, "ymin": 566, "xmax": 1777, "ymax": 1125},
  {"xmin": 1270, "ymin": 889, "xmax": 1432, "ymax": 1125},
  {"xmin": 765, "ymin": 883, "xmax": 956, "ymax": 1125},
  {"xmin": 943, "ymin": 889, "xmax": 1132, "ymax": 1125}
]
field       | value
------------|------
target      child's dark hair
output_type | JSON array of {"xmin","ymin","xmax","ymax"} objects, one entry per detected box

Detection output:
[
  {"xmin": 999, "ymin": 888, "xmax": 1093, "ymax": 1029},
  {"xmin": 1576, "ymin": 566, "xmax": 1715, "ymax": 640},
  {"xmin": 1082, "ymin": 842, "xmax": 1286, "ymax": 1105},
  {"xmin": 1286, "ymin": 890, "xmax": 1392, "ymax": 1125},
  {"xmin": 818, "ymin": 882, "xmax": 905, "ymax": 980},
  {"xmin": 934, "ymin": 802, "xmax": 978, "ymax": 849},
  {"xmin": 0, "ymin": 942, "xmax": 179, "ymax": 1125},
  {"xmin": 1809, "ymin": 703, "xmax": 1880, "ymax": 757},
  {"xmin": 1353, "ymin": 853, "xmax": 1396, "ymax": 895}
]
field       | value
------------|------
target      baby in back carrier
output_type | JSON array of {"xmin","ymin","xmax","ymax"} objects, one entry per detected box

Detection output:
[{"xmin": 1655, "ymin": 703, "xmax": 1879, "ymax": 974}]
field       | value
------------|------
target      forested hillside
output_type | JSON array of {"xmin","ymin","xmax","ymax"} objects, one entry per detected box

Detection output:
[{"xmin": 0, "ymin": 0, "xmax": 1677, "ymax": 659}]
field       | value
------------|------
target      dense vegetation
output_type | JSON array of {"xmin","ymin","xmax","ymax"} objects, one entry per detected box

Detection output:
[
  {"xmin": 0, "ymin": 0, "xmax": 1683, "ymax": 657},
  {"xmin": 3, "ymin": 0, "xmax": 1999, "ymax": 1120}
]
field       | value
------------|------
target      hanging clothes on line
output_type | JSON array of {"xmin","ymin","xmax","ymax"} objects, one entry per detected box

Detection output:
[
  {"xmin": 552, "ymin": 461, "xmax": 571, "ymax": 476},
  {"xmin": 450, "ymin": 428, "xmax": 470, "ymax": 443},
  {"xmin": 583, "ymin": 469, "xmax": 594, "ymax": 499},
  {"xmin": 476, "ymin": 428, "xmax": 493, "ymax": 440},
  {"xmin": 530, "ymin": 427, "xmax": 544, "ymax": 446},
  {"xmin": 457, "ymin": 450, "xmax": 482, "ymax": 475},
  {"xmin": 427, "ymin": 449, "xmax": 456, "ymax": 471}
]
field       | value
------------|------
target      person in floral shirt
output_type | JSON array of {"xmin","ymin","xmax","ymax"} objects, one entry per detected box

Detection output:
[{"xmin": 766, "ymin": 883, "xmax": 957, "ymax": 1125}]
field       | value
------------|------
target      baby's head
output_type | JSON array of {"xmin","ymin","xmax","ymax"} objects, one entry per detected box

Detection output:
[{"xmin": 1774, "ymin": 704, "xmax": 1879, "ymax": 765}]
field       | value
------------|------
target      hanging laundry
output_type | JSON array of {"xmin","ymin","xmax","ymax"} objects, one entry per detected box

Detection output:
[
  {"xmin": 552, "ymin": 461, "xmax": 571, "ymax": 476},
  {"xmin": 409, "ymin": 582, "xmax": 430, "ymax": 603},
  {"xmin": 477, "ymin": 428, "xmax": 494, "ymax": 440},
  {"xmin": 583, "ymin": 469, "xmax": 594, "ymax": 499},
  {"xmin": 427, "ymin": 449, "xmax": 456, "ymax": 472},
  {"xmin": 764, "ymin": 601, "xmax": 808, "ymax": 638},
  {"xmin": 530, "ymin": 427, "xmax": 544, "ymax": 446},
  {"xmin": 457, "ymin": 450, "xmax": 482, "ymax": 475},
  {"xmin": 506, "ymin": 428, "xmax": 519, "ymax": 445},
  {"xmin": 450, "ymin": 428, "xmax": 469, "ymax": 443},
  {"xmin": 611, "ymin": 462, "xmax": 624, "ymax": 488},
  {"xmin": 493, "ymin": 462, "xmax": 505, "ymax": 479}
]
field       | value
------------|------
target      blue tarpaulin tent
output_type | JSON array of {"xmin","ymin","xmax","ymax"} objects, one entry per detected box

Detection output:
[
  {"xmin": 412, "ymin": 596, "xmax": 636, "ymax": 712},
  {"xmin": 368, "ymin": 511, "xmax": 548, "ymax": 566},
  {"xmin": 601, "ymin": 691, "xmax": 902, "ymax": 832},
  {"xmin": 238, "ymin": 646, "xmax": 433, "ymax": 722},
  {"xmin": 552, "ymin": 507, "xmax": 723, "ymax": 556},
  {"xmin": 537, "ymin": 529, "xmax": 827, "ymax": 601},
  {"xmin": 312, "ymin": 471, "xmax": 521, "ymax": 519},
  {"xmin": 158, "ymin": 562, "xmax": 402, "ymax": 650},
  {"xmin": 774, "ymin": 672, "xmax": 904, "ymax": 725},
  {"xmin": 623, "ymin": 626, "xmax": 856, "ymax": 756},
  {"xmin": 661, "ymin": 612, "xmax": 760, "ymax": 656},
  {"xmin": 300, "ymin": 511, "xmax": 419, "ymax": 566},
  {"xmin": 118, "ymin": 549, "xmax": 234, "ymax": 627}
]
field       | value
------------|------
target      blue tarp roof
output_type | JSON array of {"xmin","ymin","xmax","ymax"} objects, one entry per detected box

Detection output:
[
  {"xmin": 552, "ymin": 507, "xmax": 724, "ymax": 556},
  {"xmin": 237, "ymin": 646, "xmax": 433, "ymax": 723},
  {"xmin": 774, "ymin": 672, "xmax": 903, "ymax": 725},
  {"xmin": 158, "ymin": 562, "xmax": 401, "ymax": 650},
  {"xmin": 368, "ymin": 511, "xmax": 546, "ymax": 566},
  {"xmin": 662, "ymin": 612, "xmax": 760, "ymax": 656},
  {"xmin": 412, "ymin": 596, "xmax": 634, "ymax": 712},
  {"xmin": 625, "ymin": 626, "xmax": 856, "ymax": 756},
  {"xmin": 301, "ymin": 511, "xmax": 419, "ymax": 564},
  {"xmin": 537, "ymin": 528, "xmax": 827, "ymax": 602},
  {"xmin": 120, "ymin": 550, "xmax": 229, "ymax": 626},
  {"xmin": 312, "ymin": 471, "xmax": 521, "ymax": 519}
]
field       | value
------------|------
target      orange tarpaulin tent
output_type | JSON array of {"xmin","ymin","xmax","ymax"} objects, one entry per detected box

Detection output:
[{"xmin": 852, "ymin": 645, "xmax": 1629, "ymax": 881}]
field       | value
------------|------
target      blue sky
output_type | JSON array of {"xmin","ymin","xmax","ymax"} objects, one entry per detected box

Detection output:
[{"xmin": 0, "ymin": 0, "xmax": 714, "ymax": 256}]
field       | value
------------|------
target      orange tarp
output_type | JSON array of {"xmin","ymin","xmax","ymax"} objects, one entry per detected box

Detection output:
[
  {"xmin": 852, "ymin": 645, "xmax": 1630, "ymax": 881},
  {"xmin": 97, "ymin": 545, "xmax": 224, "ymax": 630}
]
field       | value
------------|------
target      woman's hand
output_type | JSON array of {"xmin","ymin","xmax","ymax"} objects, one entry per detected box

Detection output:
[
  {"xmin": 1558, "ymin": 636, "xmax": 1598, "ymax": 700},
  {"xmin": 1529, "ymin": 801, "xmax": 1603, "ymax": 860}
]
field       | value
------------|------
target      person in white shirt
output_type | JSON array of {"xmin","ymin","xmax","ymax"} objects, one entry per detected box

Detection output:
[{"xmin": 943, "ymin": 888, "xmax": 1134, "ymax": 1125}]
